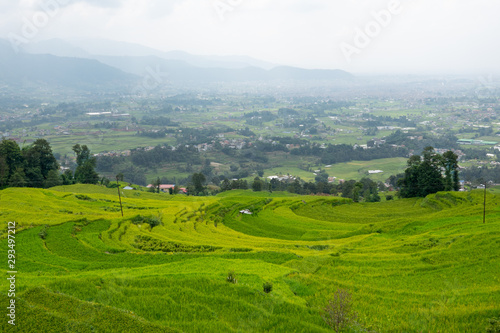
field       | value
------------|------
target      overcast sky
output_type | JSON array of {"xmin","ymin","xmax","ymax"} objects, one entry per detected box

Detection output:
[{"xmin": 1, "ymin": 0, "xmax": 499, "ymax": 75}]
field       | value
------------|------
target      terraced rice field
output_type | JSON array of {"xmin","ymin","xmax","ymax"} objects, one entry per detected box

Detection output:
[{"xmin": 1, "ymin": 186, "xmax": 499, "ymax": 332}]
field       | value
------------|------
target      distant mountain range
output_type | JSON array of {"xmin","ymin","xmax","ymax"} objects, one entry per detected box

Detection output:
[
  {"xmin": 23, "ymin": 38, "xmax": 279, "ymax": 70},
  {"xmin": 0, "ymin": 38, "xmax": 353, "ymax": 89},
  {"xmin": 0, "ymin": 39, "xmax": 135, "ymax": 88}
]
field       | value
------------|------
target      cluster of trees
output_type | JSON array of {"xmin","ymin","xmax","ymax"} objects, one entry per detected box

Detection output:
[
  {"xmin": 130, "ymin": 145, "xmax": 201, "ymax": 168},
  {"xmin": 290, "ymin": 143, "xmax": 408, "ymax": 165},
  {"xmin": 339, "ymin": 179, "xmax": 382, "ymax": 202},
  {"xmin": 237, "ymin": 127, "xmax": 256, "ymax": 137},
  {"xmin": 306, "ymin": 100, "xmax": 355, "ymax": 114},
  {"xmin": 187, "ymin": 175, "xmax": 250, "ymax": 196},
  {"xmin": 385, "ymin": 130, "xmax": 459, "ymax": 152},
  {"xmin": 458, "ymin": 126, "xmax": 493, "ymax": 137},
  {"xmin": 176, "ymin": 126, "xmax": 234, "ymax": 145},
  {"xmin": 159, "ymin": 148, "xmax": 461, "ymax": 201},
  {"xmin": 0, "ymin": 139, "xmax": 99, "ymax": 188},
  {"xmin": 215, "ymin": 174, "xmax": 384, "ymax": 202},
  {"xmin": 398, "ymin": 147, "xmax": 459, "ymax": 198},
  {"xmin": 140, "ymin": 116, "xmax": 179, "ymax": 127},
  {"xmin": 96, "ymin": 156, "xmax": 148, "ymax": 185},
  {"xmin": 461, "ymin": 148, "xmax": 489, "ymax": 161},
  {"xmin": 277, "ymin": 108, "xmax": 299, "ymax": 117},
  {"xmin": 361, "ymin": 114, "xmax": 417, "ymax": 128},
  {"xmin": 136, "ymin": 130, "xmax": 170, "ymax": 139},
  {"xmin": 72, "ymin": 144, "xmax": 99, "ymax": 184},
  {"xmin": 461, "ymin": 165, "xmax": 500, "ymax": 184},
  {"xmin": 243, "ymin": 111, "xmax": 277, "ymax": 126},
  {"xmin": 0, "ymin": 139, "xmax": 59, "ymax": 188}
]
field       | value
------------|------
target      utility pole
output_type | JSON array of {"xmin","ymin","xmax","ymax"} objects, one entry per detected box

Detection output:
[
  {"xmin": 116, "ymin": 175, "xmax": 124, "ymax": 217},
  {"xmin": 483, "ymin": 183, "xmax": 487, "ymax": 224}
]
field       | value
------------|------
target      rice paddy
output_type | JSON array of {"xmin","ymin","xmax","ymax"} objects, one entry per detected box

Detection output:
[{"xmin": 1, "ymin": 186, "xmax": 499, "ymax": 332}]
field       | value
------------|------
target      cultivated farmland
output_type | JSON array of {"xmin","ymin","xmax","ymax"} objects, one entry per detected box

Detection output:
[{"xmin": 1, "ymin": 186, "xmax": 499, "ymax": 332}]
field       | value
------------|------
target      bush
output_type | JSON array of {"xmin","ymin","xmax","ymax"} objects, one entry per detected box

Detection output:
[
  {"xmin": 134, "ymin": 235, "xmax": 221, "ymax": 253},
  {"xmin": 322, "ymin": 289, "xmax": 357, "ymax": 333},
  {"xmin": 487, "ymin": 316, "xmax": 500, "ymax": 333},
  {"xmin": 226, "ymin": 270, "xmax": 237, "ymax": 284},
  {"xmin": 75, "ymin": 194, "xmax": 95, "ymax": 201},
  {"xmin": 263, "ymin": 281, "xmax": 273, "ymax": 293},
  {"xmin": 38, "ymin": 225, "xmax": 49, "ymax": 240},
  {"xmin": 386, "ymin": 194, "xmax": 394, "ymax": 201},
  {"xmin": 229, "ymin": 248, "xmax": 252, "ymax": 252},
  {"xmin": 307, "ymin": 245, "xmax": 330, "ymax": 251},
  {"xmin": 130, "ymin": 214, "xmax": 162, "ymax": 228}
]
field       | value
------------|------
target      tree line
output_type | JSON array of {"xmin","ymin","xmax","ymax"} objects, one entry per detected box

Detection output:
[
  {"xmin": 398, "ymin": 147, "xmax": 459, "ymax": 198},
  {"xmin": 290, "ymin": 143, "xmax": 408, "ymax": 165},
  {"xmin": 182, "ymin": 146, "xmax": 460, "ymax": 201},
  {"xmin": 185, "ymin": 172, "xmax": 384, "ymax": 203},
  {"xmin": 0, "ymin": 139, "xmax": 99, "ymax": 189}
]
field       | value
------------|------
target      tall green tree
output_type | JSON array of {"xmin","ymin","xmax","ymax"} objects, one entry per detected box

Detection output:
[
  {"xmin": 0, "ymin": 157, "xmax": 9, "ymax": 188},
  {"xmin": 0, "ymin": 139, "xmax": 22, "ymax": 179},
  {"xmin": 151, "ymin": 177, "xmax": 161, "ymax": 193},
  {"xmin": 221, "ymin": 179, "xmax": 231, "ymax": 192},
  {"xmin": 442, "ymin": 151, "xmax": 460, "ymax": 191},
  {"xmin": 352, "ymin": 182, "xmax": 363, "ymax": 203},
  {"xmin": 44, "ymin": 169, "xmax": 62, "ymax": 188},
  {"xmin": 22, "ymin": 145, "xmax": 43, "ymax": 188},
  {"xmin": 252, "ymin": 177, "xmax": 264, "ymax": 192},
  {"xmin": 32, "ymin": 139, "xmax": 59, "ymax": 179},
  {"xmin": 0, "ymin": 139, "xmax": 58, "ymax": 188},
  {"xmin": 61, "ymin": 169, "xmax": 75, "ymax": 185},
  {"xmin": 22, "ymin": 139, "xmax": 59, "ymax": 187},
  {"xmin": 419, "ymin": 147, "xmax": 444, "ymax": 196},
  {"xmin": 9, "ymin": 167, "xmax": 27, "ymax": 187},
  {"xmin": 399, "ymin": 147, "xmax": 457, "ymax": 198},
  {"xmin": 73, "ymin": 144, "xmax": 99, "ymax": 184},
  {"xmin": 191, "ymin": 173, "xmax": 206, "ymax": 195}
]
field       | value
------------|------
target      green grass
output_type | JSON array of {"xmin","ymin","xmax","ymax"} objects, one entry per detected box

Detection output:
[
  {"xmin": 323, "ymin": 157, "xmax": 408, "ymax": 182},
  {"xmin": 1, "ymin": 186, "xmax": 499, "ymax": 332}
]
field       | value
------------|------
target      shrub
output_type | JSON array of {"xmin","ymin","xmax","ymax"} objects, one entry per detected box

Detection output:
[
  {"xmin": 229, "ymin": 248, "xmax": 252, "ymax": 252},
  {"xmin": 134, "ymin": 235, "xmax": 221, "ymax": 253},
  {"xmin": 487, "ymin": 316, "xmax": 500, "ymax": 333},
  {"xmin": 38, "ymin": 225, "xmax": 49, "ymax": 240},
  {"xmin": 322, "ymin": 288, "xmax": 357, "ymax": 333},
  {"xmin": 263, "ymin": 281, "xmax": 273, "ymax": 293},
  {"xmin": 75, "ymin": 194, "xmax": 95, "ymax": 201},
  {"xmin": 226, "ymin": 270, "xmax": 237, "ymax": 284},
  {"xmin": 386, "ymin": 194, "xmax": 394, "ymax": 201},
  {"xmin": 308, "ymin": 245, "xmax": 330, "ymax": 251},
  {"xmin": 130, "ymin": 214, "xmax": 163, "ymax": 228}
]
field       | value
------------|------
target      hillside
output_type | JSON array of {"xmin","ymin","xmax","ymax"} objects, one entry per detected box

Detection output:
[
  {"xmin": 16, "ymin": 38, "xmax": 352, "ymax": 83},
  {"xmin": 0, "ymin": 186, "xmax": 499, "ymax": 332},
  {"xmin": 0, "ymin": 39, "xmax": 136, "ymax": 88}
]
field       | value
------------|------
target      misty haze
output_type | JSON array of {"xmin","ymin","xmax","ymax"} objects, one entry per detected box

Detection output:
[{"xmin": 0, "ymin": 1, "xmax": 499, "ymax": 332}]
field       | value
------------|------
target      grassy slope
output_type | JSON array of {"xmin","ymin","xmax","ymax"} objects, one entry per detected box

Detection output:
[{"xmin": 1, "ymin": 186, "xmax": 499, "ymax": 332}]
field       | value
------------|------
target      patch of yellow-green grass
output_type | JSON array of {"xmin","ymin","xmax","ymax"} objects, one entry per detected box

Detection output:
[
  {"xmin": 324, "ymin": 157, "xmax": 408, "ymax": 182},
  {"xmin": 1, "ymin": 186, "xmax": 498, "ymax": 332}
]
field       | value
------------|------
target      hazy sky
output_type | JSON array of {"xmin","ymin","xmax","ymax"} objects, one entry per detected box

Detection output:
[{"xmin": 1, "ymin": 0, "xmax": 499, "ymax": 74}]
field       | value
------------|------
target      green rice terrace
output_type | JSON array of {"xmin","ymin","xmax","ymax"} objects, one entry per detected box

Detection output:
[{"xmin": 1, "ymin": 186, "xmax": 499, "ymax": 332}]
